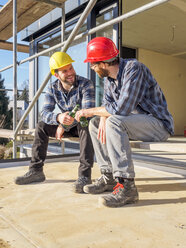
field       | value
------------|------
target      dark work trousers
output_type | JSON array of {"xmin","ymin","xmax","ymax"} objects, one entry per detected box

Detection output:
[{"xmin": 29, "ymin": 121, "xmax": 94, "ymax": 178}]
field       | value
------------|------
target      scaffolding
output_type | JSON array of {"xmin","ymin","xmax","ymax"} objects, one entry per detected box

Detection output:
[{"xmin": 0, "ymin": 0, "xmax": 170, "ymax": 158}]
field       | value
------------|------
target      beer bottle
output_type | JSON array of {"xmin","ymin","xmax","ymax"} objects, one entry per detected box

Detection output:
[
  {"xmin": 68, "ymin": 104, "xmax": 80, "ymax": 118},
  {"xmin": 75, "ymin": 104, "xmax": 89, "ymax": 127},
  {"xmin": 64, "ymin": 104, "xmax": 88, "ymax": 128},
  {"xmin": 80, "ymin": 116, "xmax": 88, "ymax": 127}
]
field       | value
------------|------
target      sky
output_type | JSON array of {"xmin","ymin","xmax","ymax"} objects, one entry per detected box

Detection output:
[
  {"xmin": 0, "ymin": 0, "xmax": 93, "ymax": 101},
  {"xmin": 0, "ymin": 0, "xmax": 29, "ymax": 100}
]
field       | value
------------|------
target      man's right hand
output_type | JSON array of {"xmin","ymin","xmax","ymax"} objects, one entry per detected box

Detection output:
[
  {"xmin": 57, "ymin": 112, "xmax": 74, "ymax": 126},
  {"xmin": 55, "ymin": 125, "xmax": 65, "ymax": 141}
]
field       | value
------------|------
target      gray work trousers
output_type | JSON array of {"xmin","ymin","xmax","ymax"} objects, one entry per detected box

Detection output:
[{"xmin": 89, "ymin": 114, "xmax": 170, "ymax": 178}]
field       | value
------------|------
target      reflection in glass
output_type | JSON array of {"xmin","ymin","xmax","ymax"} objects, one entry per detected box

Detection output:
[{"xmin": 95, "ymin": 10, "xmax": 114, "ymax": 107}]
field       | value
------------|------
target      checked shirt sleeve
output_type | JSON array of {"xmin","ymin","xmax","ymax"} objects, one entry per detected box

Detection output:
[
  {"xmin": 81, "ymin": 79, "xmax": 95, "ymax": 109},
  {"xmin": 104, "ymin": 61, "xmax": 147, "ymax": 116},
  {"xmin": 40, "ymin": 83, "xmax": 58, "ymax": 125}
]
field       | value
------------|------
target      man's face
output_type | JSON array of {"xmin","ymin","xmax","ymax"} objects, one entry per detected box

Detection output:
[
  {"xmin": 90, "ymin": 63, "xmax": 109, "ymax": 78},
  {"xmin": 55, "ymin": 64, "xmax": 76, "ymax": 86}
]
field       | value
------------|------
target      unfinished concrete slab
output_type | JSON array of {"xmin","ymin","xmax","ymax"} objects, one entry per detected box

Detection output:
[{"xmin": 0, "ymin": 159, "xmax": 186, "ymax": 248}]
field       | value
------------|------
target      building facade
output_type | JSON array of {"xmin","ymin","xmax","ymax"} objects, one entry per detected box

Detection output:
[{"xmin": 21, "ymin": 0, "xmax": 186, "ymax": 135}]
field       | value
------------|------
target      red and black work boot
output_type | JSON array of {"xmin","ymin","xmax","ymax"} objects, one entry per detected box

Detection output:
[{"xmin": 99, "ymin": 179, "xmax": 139, "ymax": 208}]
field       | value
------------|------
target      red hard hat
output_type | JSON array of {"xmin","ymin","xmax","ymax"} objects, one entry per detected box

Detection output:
[{"xmin": 84, "ymin": 37, "xmax": 119, "ymax": 63}]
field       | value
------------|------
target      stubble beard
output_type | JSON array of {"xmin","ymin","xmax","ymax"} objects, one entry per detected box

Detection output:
[
  {"xmin": 95, "ymin": 68, "xmax": 109, "ymax": 78},
  {"xmin": 62, "ymin": 73, "xmax": 76, "ymax": 87}
]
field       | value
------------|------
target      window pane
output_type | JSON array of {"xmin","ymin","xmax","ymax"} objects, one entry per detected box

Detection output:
[{"xmin": 95, "ymin": 9, "xmax": 114, "ymax": 107}]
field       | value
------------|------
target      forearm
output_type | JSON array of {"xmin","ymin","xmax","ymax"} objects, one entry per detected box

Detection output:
[
  {"xmin": 90, "ymin": 106, "xmax": 111, "ymax": 117},
  {"xmin": 84, "ymin": 106, "xmax": 111, "ymax": 117},
  {"xmin": 75, "ymin": 106, "xmax": 111, "ymax": 122},
  {"xmin": 41, "ymin": 109, "xmax": 58, "ymax": 125}
]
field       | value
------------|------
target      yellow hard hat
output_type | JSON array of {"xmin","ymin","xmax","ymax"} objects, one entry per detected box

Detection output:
[{"xmin": 49, "ymin": 51, "xmax": 75, "ymax": 75}]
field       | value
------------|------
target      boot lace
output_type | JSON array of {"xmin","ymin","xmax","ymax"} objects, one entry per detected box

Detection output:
[
  {"xmin": 23, "ymin": 170, "xmax": 35, "ymax": 178},
  {"xmin": 112, "ymin": 183, "xmax": 124, "ymax": 195},
  {"xmin": 96, "ymin": 174, "xmax": 109, "ymax": 185}
]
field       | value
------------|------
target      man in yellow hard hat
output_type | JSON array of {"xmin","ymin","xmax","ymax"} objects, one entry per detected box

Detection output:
[
  {"xmin": 15, "ymin": 51, "xmax": 95, "ymax": 193},
  {"xmin": 75, "ymin": 37, "xmax": 174, "ymax": 207}
]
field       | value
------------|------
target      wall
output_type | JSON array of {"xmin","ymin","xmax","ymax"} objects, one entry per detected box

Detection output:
[{"xmin": 138, "ymin": 49, "xmax": 186, "ymax": 135}]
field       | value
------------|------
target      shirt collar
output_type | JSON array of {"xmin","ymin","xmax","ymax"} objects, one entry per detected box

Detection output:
[{"xmin": 107, "ymin": 58, "xmax": 125, "ymax": 86}]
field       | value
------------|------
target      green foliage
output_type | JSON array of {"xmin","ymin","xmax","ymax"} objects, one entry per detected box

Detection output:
[
  {"xmin": 0, "ymin": 145, "xmax": 5, "ymax": 159},
  {"xmin": 0, "ymin": 141, "xmax": 20, "ymax": 159},
  {"xmin": 0, "ymin": 145, "xmax": 13, "ymax": 159},
  {"xmin": 0, "ymin": 74, "xmax": 9, "ymax": 114},
  {"xmin": 6, "ymin": 140, "xmax": 13, "ymax": 148},
  {"xmin": 0, "ymin": 73, "xmax": 13, "ymax": 145}
]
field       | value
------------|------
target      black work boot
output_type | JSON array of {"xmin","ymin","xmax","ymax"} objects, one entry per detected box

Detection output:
[
  {"xmin": 72, "ymin": 176, "xmax": 92, "ymax": 193},
  {"xmin": 15, "ymin": 168, "xmax": 45, "ymax": 185},
  {"xmin": 99, "ymin": 178, "xmax": 139, "ymax": 208},
  {"xmin": 83, "ymin": 169, "xmax": 116, "ymax": 194}
]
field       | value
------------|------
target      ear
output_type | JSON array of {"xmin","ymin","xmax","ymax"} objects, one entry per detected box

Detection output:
[
  {"xmin": 100, "ymin": 62, "xmax": 106, "ymax": 69},
  {"xmin": 54, "ymin": 72, "xmax": 59, "ymax": 79}
]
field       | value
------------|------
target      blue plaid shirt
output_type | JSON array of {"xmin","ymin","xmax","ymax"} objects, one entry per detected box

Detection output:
[
  {"xmin": 41, "ymin": 75, "xmax": 95, "ymax": 128},
  {"xmin": 102, "ymin": 58, "xmax": 174, "ymax": 135}
]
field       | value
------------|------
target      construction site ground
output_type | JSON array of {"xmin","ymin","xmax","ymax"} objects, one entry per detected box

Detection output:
[{"xmin": 0, "ymin": 147, "xmax": 186, "ymax": 248}]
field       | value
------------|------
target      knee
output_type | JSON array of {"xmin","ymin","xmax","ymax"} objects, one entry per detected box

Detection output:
[
  {"xmin": 36, "ymin": 121, "xmax": 46, "ymax": 129},
  {"xmin": 106, "ymin": 116, "xmax": 128, "ymax": 135},
  {"xmin": 35, "ymin": 121, "xmax": 49, "ymax": 134},
  {"xmin": 89, "ymin": 117, "xmax": 99, "ymax": 134},
  {"xmin": 106, "ymin": 116, "xmax": 121, "ymax": 129}
]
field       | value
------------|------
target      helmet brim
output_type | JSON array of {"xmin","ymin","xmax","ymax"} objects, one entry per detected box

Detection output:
[
  {"xmin": 84, "ymin": 50, "xmax": 119, "ymax": 63},
  {"xmin": 51, "ymin": 60, "xmax": 75, "ymax": 75}
]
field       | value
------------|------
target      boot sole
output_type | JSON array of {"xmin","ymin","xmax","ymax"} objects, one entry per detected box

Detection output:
[
  {"xmin": 83, "ymin": 184, "xmax": 115, "ymax": 194},
  {"xmin": 99, "ymin": 195, "xmax": 139, "ymax": 208},
  {"xmin": 15, "ymin": 177, "xmax": 45, "ymax": 185}
]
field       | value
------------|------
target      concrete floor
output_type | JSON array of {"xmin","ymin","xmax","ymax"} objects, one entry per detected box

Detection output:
[{"xmin": 0, "ymin": 158, "xmax": 186, "ymax": 248}]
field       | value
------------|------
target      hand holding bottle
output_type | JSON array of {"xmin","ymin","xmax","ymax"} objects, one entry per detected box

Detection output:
[
  {"xmin": 69, "ymin": 104, "xmax": 88, "ymax": 127},
  {"xmin": 58, "ymin": 104, "xmax": 89, "ymax": 128},
  {"xmin": 57, "ymin": 112, "xmax": 74, "ymax": 126}
]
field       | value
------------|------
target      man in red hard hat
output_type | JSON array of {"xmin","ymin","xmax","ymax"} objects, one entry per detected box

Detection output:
[{"xmin": 75, "ymin": 37, "xmax": 174, "ymax": 208}]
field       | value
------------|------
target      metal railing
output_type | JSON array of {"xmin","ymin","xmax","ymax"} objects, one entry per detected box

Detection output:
[{"xmin": 0, "ymin": 0, "xmax": 170, "ymax": 74}]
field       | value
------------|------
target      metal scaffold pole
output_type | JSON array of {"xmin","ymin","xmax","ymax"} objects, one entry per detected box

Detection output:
[
  {"xmin": 13, "ymin": 0, "xmax": 17, "ymax": 158},
  {"xmin": 61, "ymin": 2, "xmax": 65, "ymax": 45},
  {"xmin": 61, "ymin": 2, "xmax": 65, "ymax": 155},
  {"xmin": 0, "ymin": 0, "xmax": 170, "ymax": 74}
]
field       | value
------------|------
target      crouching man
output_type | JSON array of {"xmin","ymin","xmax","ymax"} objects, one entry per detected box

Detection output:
[
  {"xmin": 15, "ymin": 52, "xmax": 95, "ymax": 193},
  {"xmin": 75, "ymin": 37, "xmax": 174, "ymax": 207}
]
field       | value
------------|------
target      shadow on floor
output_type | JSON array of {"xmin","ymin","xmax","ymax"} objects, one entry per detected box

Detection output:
[
  {"xmin": 134, "ymin": 197, "xmax": 186, "ymax": 207},
  {"xmin": 137, "ymin": 182, "xmax": 186, "ymax": 193}
]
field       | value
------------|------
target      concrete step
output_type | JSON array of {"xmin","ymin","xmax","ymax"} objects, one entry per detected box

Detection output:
[{"xmin": 130, "ymin": 136, "xmax": 186, "ymax": 153}]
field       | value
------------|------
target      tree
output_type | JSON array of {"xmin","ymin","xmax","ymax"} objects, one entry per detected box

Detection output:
[
  {"xmin": 0, "ymin": 74, "xmax": 9, "ymax": 115},
  {"xmin": 0, "ymin": 73, "xmax": 13, "ymax": 144}
]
